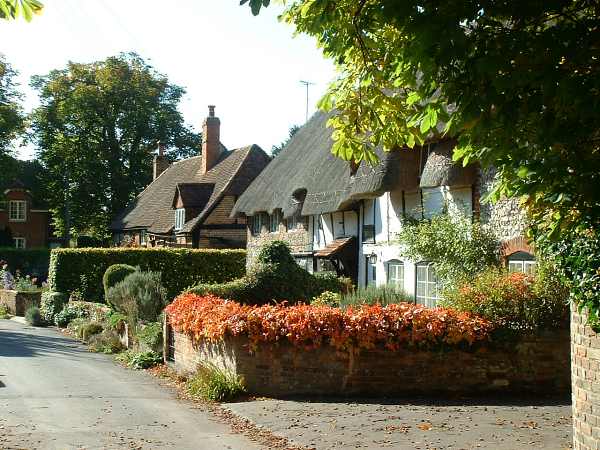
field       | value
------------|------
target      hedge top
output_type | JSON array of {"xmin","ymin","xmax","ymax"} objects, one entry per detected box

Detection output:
[{"xmin": 48, "ymin": 247, "xmax": 246, "ymax": 302}]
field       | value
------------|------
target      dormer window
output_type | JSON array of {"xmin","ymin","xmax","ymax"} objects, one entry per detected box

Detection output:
[
  {"xmin": 175, "ymin": 208, "xmax": 185, "ymax": 231},
  {"xmin": 9, "ymin": 200, "xmax": 26, "ymax": 222}
]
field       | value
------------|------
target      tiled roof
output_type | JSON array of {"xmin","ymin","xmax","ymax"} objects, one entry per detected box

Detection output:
[{"xmin": 111, "ymin": 144, "xmax": 270, "ymax": 234}]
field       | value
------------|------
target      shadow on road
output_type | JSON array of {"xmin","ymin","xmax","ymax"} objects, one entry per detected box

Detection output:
[{"xmin": 0, "ymin": 327, "xmax": 87, "ymax": 359}]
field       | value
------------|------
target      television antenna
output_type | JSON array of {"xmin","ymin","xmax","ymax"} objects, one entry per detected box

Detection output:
[{"xmin": 300, "ymin": 80, "xmax": 315, "ymax": 122}]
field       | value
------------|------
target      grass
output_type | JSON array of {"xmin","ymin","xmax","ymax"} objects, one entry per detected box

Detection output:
[
  {"xmin": 186, "ymin": 363, "xmax": 246, "ymax": 402},
  {"xmin": 340, "ymin": 284, "xmax": 410, "ymax": 308}
]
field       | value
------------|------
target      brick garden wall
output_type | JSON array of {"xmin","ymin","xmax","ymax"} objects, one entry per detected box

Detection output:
[
  {"xmin": 572, "ymin": 305, "xmax": 600, "ymax": 450},
  {"xmin": 167, "ymin": 329, "xmax": 570, "ymax": 397},
  {"xmin": 0, "ymin": 289, "xmax": 41, "ymax": 316}
]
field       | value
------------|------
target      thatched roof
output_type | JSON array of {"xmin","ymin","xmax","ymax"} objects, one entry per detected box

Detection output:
[
  {"xmin": 419, "ymin": 140, "xmax": 477, "ymax": 188},
  {"xmin": 111, "ymin": 145, "xmax": 270, "ymax": 234},
  {"xmin": 232, "ymin": 111, "xmax": 422, "ymax": 218}
]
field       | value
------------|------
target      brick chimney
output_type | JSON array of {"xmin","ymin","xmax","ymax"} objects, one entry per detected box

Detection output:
[
  {"xmin": 201, "ymin": 105, "xmax": 221, "ymax": 174},
  {"xmin": 153, "ymin": 142, "xmax": 169, "ymax": 180}
]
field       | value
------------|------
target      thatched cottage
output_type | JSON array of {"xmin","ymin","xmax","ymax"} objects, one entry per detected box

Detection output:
[
  {"xmin": 111, "ymin": 106, "xmax": 271, "ymax": 248},
  {"xmin": 231, "ymin": 111, "xmax": 534, "ymax": 306}
]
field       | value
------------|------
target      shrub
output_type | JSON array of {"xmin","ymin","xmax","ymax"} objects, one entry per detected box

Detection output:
[
  {"xmin": 0, "ymin": 304, "xmax": 11, "ymax": 319},
  {"xmin": 103, "ymin": 264, "xmax": 138, "ymax": 308},
  {"xmin": 54, "ymin": 301, "xmax": 111, "ymax": 327},
  {"xmin": 441, "ymin": 268, "xmax": 569, "ymax": 332},
  {"xmin": 117, "ymin": 350, "xmax": 162, "ymax": 369},
  {"xmin": 107, "ymin": 311, "xmax": 127, "ymax": 332},
  {"xmin": 106, "ymin": 271, "xmax": 166, "ymax": 322},
  {"xmin": 311, "ymin": 290, "xmax": 341, "ymax": 307},
  {"xmin": 25, "ymin": 306, "xmax": 42, "ymax": 326},
  {"xmin": 137, "ymin": 321, "xmax": 163, "ymax": 352},
  {"xmin": 398, "ymin": 213, "xmax": 500, "ymax": 285},
  {"xmin": 340, "ymin": 284, "xmax": 410, "ymax": 307},
  {"xmin": 187, "ymin": 241, "xmax": 349, "ymax": 305},
  {"xmin": 81, "ymin": 322, "xmax": 103, "ymax": 341},
  {"xmin": 48, "ymin": 248, "xmax": 246, "ymax": 302},
  {"xmin": 40, "ymin": 291, "xmax": 68, "ymax": 324},
  {"xmin": 186, "ymin": 363, "xmax": 246, "ymax": 402},
  {"xmin": 88, "ymin": 329, "xmax": 125, "ymax": 354},
  {"xmin": 13, "ymin": 275, "xmax": 40, "ymax": 292},
  {"xmin": 166, "ymin": 294, "xmax": 493, "ymax": 351}
]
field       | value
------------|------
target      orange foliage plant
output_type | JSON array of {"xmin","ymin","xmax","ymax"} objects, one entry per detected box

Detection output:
[{"xmin": 165, "ymin": 294, "xmax": 493, "ymax": 351}]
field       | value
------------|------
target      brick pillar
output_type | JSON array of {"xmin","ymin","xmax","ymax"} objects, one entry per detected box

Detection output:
[
  {"xmin": 201, "ymin": 105, "xmax": 221, "ymax": 174},
  {"xmin": 572, "ymin": 304, "xmax": 600, "ymax": 449}
]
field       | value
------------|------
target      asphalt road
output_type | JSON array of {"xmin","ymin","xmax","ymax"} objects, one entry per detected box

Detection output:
[{"xmin": 0, "ymin": 319, "xmax": 260, "ymax": 450}]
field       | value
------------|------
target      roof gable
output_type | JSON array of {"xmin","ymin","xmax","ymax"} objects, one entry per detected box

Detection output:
[{"xmin": 111, "ymin": 144, "xmax": 270, "ymax": 234}]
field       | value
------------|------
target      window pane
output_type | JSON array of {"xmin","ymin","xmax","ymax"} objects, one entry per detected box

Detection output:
[{"xmin": 417, "ymin": 265, "xmax": 427, "ymax": 281}]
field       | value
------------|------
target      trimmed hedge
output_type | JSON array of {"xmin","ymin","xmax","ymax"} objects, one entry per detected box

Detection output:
[
  {"xmin": 48, "ymin": 248, "xmax": 246, "ymax": 302},
  {"xmin": 0, "ymin": 248, "xmax": 51, "ymax": 280},
  {"xmin": 103, "ymin": 264, "xmax": 137, "ymax": 305}
]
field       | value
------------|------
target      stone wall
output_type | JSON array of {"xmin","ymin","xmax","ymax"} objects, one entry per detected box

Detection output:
[
  {"xmin": 245, "ymin": 222, "xmax": 311, "ymax": 269},
  {"xmin": 572, "ymin": 305, "xmax": 600, "ymax": 450},
  {"xmin": 478, "ymin": 168, "xmax": 528, "ymax": 243},
  {"xmin": 167, "ymin": 329, "xmax": 570, "ymax": 397},
  {"xmin": 0, "ymin": 289, "xmax": 41, "ymax": 316}
]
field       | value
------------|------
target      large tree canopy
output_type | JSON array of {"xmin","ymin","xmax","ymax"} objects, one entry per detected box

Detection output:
[
  {"xmin": 0, "ymin": 55, "xmax": 25, "ymax": 156},
  {"xmin": 30, "ymin": 53, "xmax": 201, "ymax": 240},
  {"xmin": 243, "ymin": 0, "xmax": 600, "ymax": 322}
]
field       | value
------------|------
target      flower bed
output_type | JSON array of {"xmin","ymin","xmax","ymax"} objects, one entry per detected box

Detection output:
[{"xmin": 165, "ymin": 294, "xmax": 493, "ymax": 351}]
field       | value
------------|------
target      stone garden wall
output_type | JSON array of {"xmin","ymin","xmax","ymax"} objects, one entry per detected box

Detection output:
[
  {"xmin": 0, "ymin": 289, "xmax": 41, "ymax": 316},
  {"xmin": 572, "ymin": 305, "xmax": 600, "ymax": 450},
  {"xmin": 167, "ymin": 328, "xmax": 570, "ymax": 397}
]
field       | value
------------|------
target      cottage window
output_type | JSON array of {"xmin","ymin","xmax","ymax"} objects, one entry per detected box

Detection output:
[
  {"xmin": 270, "ymin": 210, "xmax": 282, "ymax": 233},
  {"xmin": 507, "ymin": 251, "xmax": 536, "ymax": 275},
  {"xmin": 366, "ymin": 257, "xmax": 377, "ymax": 286},
  {"xmin": 286, "ymin": 215, "xmax": 298, "ymax": 231},
  {"xmin": 140, "ymin": 230, "xmax": 147, "ymax": 246},
  {"xmin": 416, "ymin": 262, "xmax": 440, "ymax": 307},
  {"xmin": 251, "ymin": 214, "xmax": 263, "ymax": 235},
  {"xmin": 387, "ymin": 260, "xmax": 404, "ymax": 288},
  {"xmin": 13, "ymin": 237, "xmax": 26, "ymax": 249},
  {"xmin": 174, "ymin": 208, "xmax": 185, "ymax": 231},
  {"xmin": 9, "ymin": 200, "xmax": 26, "ymax": 222}
]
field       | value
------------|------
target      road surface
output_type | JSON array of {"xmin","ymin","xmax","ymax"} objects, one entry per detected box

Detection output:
[{"xmin": 0, "ymin": 319, "xmax": 259, "ymax": 450}]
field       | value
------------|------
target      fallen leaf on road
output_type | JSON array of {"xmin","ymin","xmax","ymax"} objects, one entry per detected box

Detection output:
[{"xmin": 417, "ymin": 422, "xmax": 433, "ymax": 431}]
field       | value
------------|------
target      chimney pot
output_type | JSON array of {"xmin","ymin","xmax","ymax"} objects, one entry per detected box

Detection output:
[
  {"xmin": 158, "ymin": 141, "xmax": 165, "ymax": 156},
  {"xmin": 208, "ymin": 105, "xmax": 215, "ymax": 118}
]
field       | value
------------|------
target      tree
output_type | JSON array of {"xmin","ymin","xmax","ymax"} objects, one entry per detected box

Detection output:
[
  {"xmin": 30, "ymin": 53, "xmax": 201, "ymax": 240},
  {"xmin": 244, "ymin": 1, "xmax": 600, "ymax": 323},
  {"xmin": 0, "ymin": 56, "xmax": 25, "ymax": 157},
  {"xmin": 271, "ymin": 124, "xmax": 300, "ymax": 157},
  {"xmin": 0, "ymin": 0, "xmax": 43, "ymax": 21}
]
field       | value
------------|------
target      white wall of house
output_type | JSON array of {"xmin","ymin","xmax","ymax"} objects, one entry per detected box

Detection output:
[
  {"xmin": 309, "ymin": 210, "xmax": 359, "ymax": 252},
  {"xmin": 357, "ymin": 186, "xmax": 474, "ymax": 305}
]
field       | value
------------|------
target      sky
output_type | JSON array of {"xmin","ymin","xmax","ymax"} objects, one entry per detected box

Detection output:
[{"xmin": 0, "ymin": 0, "xmax": 337, "ymax": 160}]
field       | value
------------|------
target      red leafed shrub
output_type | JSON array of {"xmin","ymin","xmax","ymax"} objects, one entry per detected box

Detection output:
[{"xmin": 165, "ymin": 294, "xmax": 493, "ymax": 351}]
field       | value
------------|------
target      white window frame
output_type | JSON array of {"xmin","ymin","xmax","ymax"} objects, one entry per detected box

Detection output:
[
  {"xmin": 286, "ymin": 215, "xmax": 298, "ymax": 231},
  {"xmin": 9, "ymin": 200, "xmax": 27, "ymax": 222},
  {"xmin": 13, "ymin": 237, "xmax": 26, "ymax": 249},
  {"xmin": 174, "ymin": 208, "xmax": 185, "ymax": 231},
  {"xmin": 387, "ymin": 260, "xmax": 404, "ymax": 289},
  {"xmin": 367, "ymin": 258, "xmax": 377, "ymax": 286},
  {"xmin": 140, "ymin": 230, "xmax": 147, "ymax": 245},
  {"xmin": 508, "ymin": 259, "xmax": 536, "ymax": 275},
  {"xmin": 416, "ymin": 262, "xmax": 440, "ymax": 308}
]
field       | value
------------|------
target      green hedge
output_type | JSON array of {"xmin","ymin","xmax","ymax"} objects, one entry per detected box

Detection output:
[
  {"xmin": 48, "ymin": 248, "xmax": 246, "ymax": 302},
  {"xmin": 0, "ymin": 248, "xmax": 51, "ymax": 280}
]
